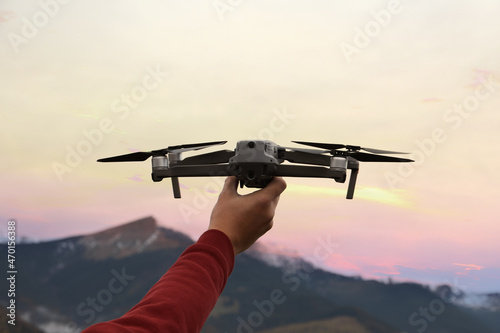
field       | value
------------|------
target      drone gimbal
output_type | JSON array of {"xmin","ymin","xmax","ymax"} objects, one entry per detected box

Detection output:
[{"xmin": 98, "ymin": 140, "xmax": 413, "ymax": 199}]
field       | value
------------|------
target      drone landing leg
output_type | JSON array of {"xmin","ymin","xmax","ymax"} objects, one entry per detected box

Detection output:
[
  {"xmin": 171, "ymin": 177, "xmax": 181, "ymax": 198},
  {"xmin": 346, "ymin": 168, "xmax": 358, "ymax": 200}
]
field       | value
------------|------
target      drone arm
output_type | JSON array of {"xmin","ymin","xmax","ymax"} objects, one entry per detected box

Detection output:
[
  {"xmin": 280, "ymin": 150, "xmax": 330, "ymax": 166},
  {"xmin": 275, "ymin": 164, "xmax": 345, "ymax": 181},
  {"xmin": 154, "ymin": 165, "xmax": 231, "ymax": 178},
  {"xmin": 177, "ymin": 150, "xmax": 235, "ymax": 165},
  {"xmin": 154, "ymin": 165, "xmax": 231, "ymax": 199}
]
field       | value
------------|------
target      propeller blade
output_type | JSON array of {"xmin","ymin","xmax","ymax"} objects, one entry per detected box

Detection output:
[
  {"xmin": 98, "ymin": 141, "xmax": 227, "ymax": 162},
  {"xmin": 279, "ymin": 146, "xmax": 331, "ymax": 154},
  {"xmin": 349, "ymin": 152, "xmax": 414, "ymax": 162},
  {"xmin": 360, "ymin": 147, "xmax": 409, "ymax": 155},
  {"xmin": 97, "ymin": 151, "xmax": 152, "ymax": 162},
  {"xmin": 292, "ymin": 141, "xmax": 346, "ymax": 150},
  {"xmin": 293, "ymin": 141, "xmax": 409, "ymax": 155},
  {"xmin": 281, "ymin": 150, "xmax": 330, "ymax": 166},
  {"xmin": 167, "ymin": 141, "xmax": 227, "ymax": 153},
  {"xmin": 178, "ymin": 150, "xmax": 235, "ymax": 165}
]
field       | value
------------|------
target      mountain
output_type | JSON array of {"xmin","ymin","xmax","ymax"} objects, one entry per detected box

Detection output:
[
  {"xmin": 0, "ymin": 217, "xmax": 193, "ymax": 332},
  {"xmin": 451, "ymin": 290, "xmax": 500, "ymax": 332},
  {"xmin": 0, "ymin": 217, "xmax": 498, "ymax": 333}
]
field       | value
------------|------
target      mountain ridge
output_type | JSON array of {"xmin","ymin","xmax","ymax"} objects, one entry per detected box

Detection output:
[
  {"xmin": 0, "ymin": 216, "xmax": 497, "ymax": 333},
  {"xmin": 77, "ymin": 216, "xmax": 193, "ymax": 260}
]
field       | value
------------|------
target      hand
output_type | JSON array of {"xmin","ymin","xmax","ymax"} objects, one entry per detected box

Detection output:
[{"xmin": 209, "ymin": 176, "xmax": 287, "ymax": 255}]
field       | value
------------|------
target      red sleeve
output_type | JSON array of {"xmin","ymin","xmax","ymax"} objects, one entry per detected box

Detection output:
[{"xmin": 81, "ymin": 229, "xmax": 235, "ymax": 333}]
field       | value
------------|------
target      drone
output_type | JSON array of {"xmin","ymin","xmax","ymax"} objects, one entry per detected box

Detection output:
[{"xmin": 97, "ymin": 140, "xmax": 413, "ymax": 199}]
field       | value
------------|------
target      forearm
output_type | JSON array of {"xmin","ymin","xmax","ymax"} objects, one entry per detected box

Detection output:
[{"xmin": 82, "ymin": 229, "xmax": 235, "ymax": 333}]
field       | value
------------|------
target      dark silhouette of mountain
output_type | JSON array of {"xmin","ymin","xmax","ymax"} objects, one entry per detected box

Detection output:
[
  {"xmin": 0, "ymin": 216, "xmax": 497, "ymax": 333},
  {"xmin": 450, "ymin": 290, "xmax": 500, "ymax": 332}
]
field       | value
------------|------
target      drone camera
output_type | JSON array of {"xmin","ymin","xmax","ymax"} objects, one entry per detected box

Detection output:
[{"xmin": 228, "ymin": 141, "xmax": 280, "ymax": 188}]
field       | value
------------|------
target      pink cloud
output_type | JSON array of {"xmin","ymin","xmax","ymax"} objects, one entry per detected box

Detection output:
[
  {"xmin": 0, "ymin": 11, "xmax": 16, "ymax": 25},
  {"xmin": 127, "ymin": 175, "xmax": 145, "ymax": 182},
  {"xmin": 453, "ymin": 263, "xmax": 485, "ymax": 271},
  {"xmin": 467, "ymin": 68, "xmax": 499, "ymax": 88},
  {"xmin": 324, "ymin": 254, "xmax": 361, "ymax": 272}
]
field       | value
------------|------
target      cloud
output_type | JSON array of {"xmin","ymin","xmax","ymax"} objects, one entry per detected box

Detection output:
[
  {"xmin": 286, "ymin": 183, "xmax": 411, "ymax": 208},
  {"xmin": 453, "ymin": 263, "xmax": 485, "ymax": 271},
  {"xmin": 0, "ymin": 11, "xmax": 16, "ymax": 25},
  {"xmin": 324, "ymin": 253, "xmax": 361, "ymax": 272},
  {"xmin": 127, "ymin": 174, "xmax": 145, "ymax": 182}
]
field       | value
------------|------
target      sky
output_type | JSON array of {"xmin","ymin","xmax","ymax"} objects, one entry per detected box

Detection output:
[{"xmin": 1, "ymin": 0, "xmax": 499, "ymax": 293}]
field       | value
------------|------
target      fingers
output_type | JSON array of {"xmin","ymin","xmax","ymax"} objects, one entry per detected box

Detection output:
[
  {"xmin": 220, "ymin": 176, "xmax": 238, "ymax": 198},
  {"xmin": 220, "ymin": 176, "xmax": 287, "ymax": 201},
  {"xmin": 252, "ymin": 177, "xmax": 287, "ymax": 202},
  {"xmin": 264, "ymin": 177, "xmax": 287, "ymax": 198}
]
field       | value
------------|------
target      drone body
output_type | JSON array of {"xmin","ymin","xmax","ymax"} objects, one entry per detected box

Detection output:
[{"xmin": 98, "ymin": 140, "xmax": 413, "ymax": 199}]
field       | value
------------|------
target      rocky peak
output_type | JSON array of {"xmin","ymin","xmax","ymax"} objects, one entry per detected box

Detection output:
[{"xmin": 78, "ymin": 216, "xmax": 192, "ymax": 260}]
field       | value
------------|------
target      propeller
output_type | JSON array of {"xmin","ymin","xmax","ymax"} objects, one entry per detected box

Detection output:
[
  {"xmin": 292, "ymin": 140, "xmax": 413, "ymax": 162},
  {"xmin": 177, "ymin": 149, "xmax": 235, "ymax": 165},
  {"xmin": 97, "ymin": 141, "xmax": 227, "ymax": 162},
  {"xmin": 292, "ymin": 141, "xmax": 408, "ymax": 155},
  {"xmin": 279, "ymin": 150, "xmax": 331, "ymax": 166},
  {"xmin": 278, "ymin": 146, "xmax": 331, "ymax": 155},
  {"xmin": 346, "ymin": 152, "xmax": 413, "ymax": 163}
]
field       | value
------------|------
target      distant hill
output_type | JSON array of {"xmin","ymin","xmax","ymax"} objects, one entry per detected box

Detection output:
[{"xmin": 0, "ymin": 216, "xmax": 497, "ymax": 333}]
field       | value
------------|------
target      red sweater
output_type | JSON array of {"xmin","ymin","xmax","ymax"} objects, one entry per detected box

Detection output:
[{"xmin": 81, "ymin": 229, "xmax": 235, "ymax": 333}]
